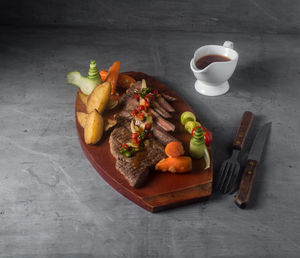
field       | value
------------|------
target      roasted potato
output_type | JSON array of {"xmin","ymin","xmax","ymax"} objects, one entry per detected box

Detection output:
[
  {"xmin": 78, "ymin": 90, "xmax": 88, "ymax": 105},
  {"xmin": 84, "ymin": 110, "xmax": 104, "ymax": 144},
  {"xmin": 76, "ymin": 112, "xmax": 88, "ymax": 128},
  {"xmin": 86, "ymin": 82, "xmax": 111, "ymax": 114}
]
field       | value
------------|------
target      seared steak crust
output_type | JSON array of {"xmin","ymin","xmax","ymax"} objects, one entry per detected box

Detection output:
[{"xmin": 109, "ymin": 124, "xmax": 166, "ymax": 188}]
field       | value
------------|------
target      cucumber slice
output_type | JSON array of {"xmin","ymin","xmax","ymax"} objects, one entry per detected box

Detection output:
[
  {"xmin": 203, "ymin": 146, "xmax": 210, "ymax": 170},
  {"xmin": 181, "ymin": 111, "xmax": 196, "ymax": 125},
  {"xmin": 185, "ymin": 121, "xmax": 196, "ymax": 134},
  {"xmin": 67, "ymin": 71, "xmax": 99, "ymax": 95},
  {"xmin": 195, "ymin": 121, "xmax": 201, "ymax": 127}
]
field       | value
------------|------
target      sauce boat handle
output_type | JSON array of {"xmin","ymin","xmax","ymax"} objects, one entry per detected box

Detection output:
[{"xmin": 223, "ymin": 41, "xmax": 234, "ymax": 49}]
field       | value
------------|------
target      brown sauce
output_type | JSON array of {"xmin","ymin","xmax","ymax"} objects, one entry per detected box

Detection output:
[
  {"xmin": 195, "ymin": 54, "xmax": 231, "ymax": 70},
  {"xmin": 132, "ymin": 151, "xmax": 147, "ymax": 168}
]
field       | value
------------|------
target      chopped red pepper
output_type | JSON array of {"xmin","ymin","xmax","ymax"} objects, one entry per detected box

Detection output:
[
  {"xmin": 145, "ymin": 123, "xmax": 151, "ymax": 130},
  {"xmin": 131, "ymin": 133, "xmax": 138, "ymax": 139},
  {"xmin": 153, "ymin": 89, "xmax": 158, "ymax": 95},
  {"xmin": 137, "ymin": 105, "xmax": 144, "ymax": 111},
  {"xmin": 144, "ymin": 101, "xmax": 150, "ymax": 109},
  {"xmin": 134, "ymin": 93, "xmax": 139, "ymax": 100},
  {"xmin": 139, "ymin": 112, "xmax": 145, "ymax": 120},
  {"xmin": 132, "ymin": 109, "xmax": 138, "ymax": 116},
  {"xmin": 148, "ymin": 132, "xmax": 153, "ymax": 138},
  {"xmin": 121, "ymin": 143, "xmax": 129, "ymax": 149}
]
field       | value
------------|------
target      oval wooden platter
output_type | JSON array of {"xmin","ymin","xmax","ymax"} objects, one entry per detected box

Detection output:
[{"xmin": 75, "ymin": 72, "xmax": 213, "ymax": 212}]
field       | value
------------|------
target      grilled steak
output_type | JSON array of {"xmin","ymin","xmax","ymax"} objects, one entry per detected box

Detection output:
[
  {"xmin": 110, "ymin": 80, "xmax": 178, "ymax": 187},
  {"xmin": 109, "ymin": 124, "xmax": 166, "ymax": 187}
]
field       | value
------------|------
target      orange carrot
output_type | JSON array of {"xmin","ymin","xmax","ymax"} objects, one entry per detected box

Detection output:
[
  {"xmin": 165, "ymin": 141, "xmax": 185, "ymax": 157},
  {"xmin": 99, "ymin": 71, "xmax": 135, "ymax": 90},
  {"xmin": 99, "ymin": 70, "xmax": 109, "ymax": 81},
  {"xmin": 117, "ymin": 74, "xmax": 136, "ymax": 89},
  {"xmin": 155, "ymin": 156, "xmax": 192, "ymax": 173},
  {"xmin": 106, "ymin": 61, "xmax": 120, "ymax": 95}
]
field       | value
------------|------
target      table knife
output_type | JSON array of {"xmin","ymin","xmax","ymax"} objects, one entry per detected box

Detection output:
[{"xmin": 235, "ymin": 122, "xmax": 272, "ymax": 208}]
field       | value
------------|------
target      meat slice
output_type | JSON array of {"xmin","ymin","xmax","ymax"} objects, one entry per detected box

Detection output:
[
  {"xmin": 157, "ymin": 96, "xmax": 175, "ymax": 112},
  {"xmin": 161, "ymin": 93, "xmax": 177, "ymax": 102},
  {"xmin": 152, "ymin": 101, "xmax": 172, "ymax": 118},
  {"xmin": 152, "ymin": 125, "xmax": 180, "ymax": 145},
  {"xmin": 123, "ymin": 98, "xmax": 139, "ymax": 111},
  {"xmin": 119, "ymin": 81, "xmax": 142, "ymax": 106},
  {"xmin": 150, "ymin": 108, "xmax": 175, "ymax": 132},
  {"xmin": 109, "ymin": 125, "xmax": 166, "ymax": 187},
  {"xmin": 115, "ymin": 110, "xmax": 178, "ymax": 144}
]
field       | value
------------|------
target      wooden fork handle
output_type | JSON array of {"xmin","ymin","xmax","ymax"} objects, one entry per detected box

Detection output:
[
  {"xmin": 233, "ymin": 111, "xmax": 254, "ymax": 150},
  {"xmin": 234, "ymin": 160, "xmax": 258, "ymax": 208}
]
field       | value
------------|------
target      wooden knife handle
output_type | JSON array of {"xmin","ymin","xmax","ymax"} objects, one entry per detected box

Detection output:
[
  {"xmin": 232, "ymin": 111, "xmax": 254, "ymax": 150},
  {"xmin": 234, "ymin": 160, "xmax": 258, "ymax": 208}
]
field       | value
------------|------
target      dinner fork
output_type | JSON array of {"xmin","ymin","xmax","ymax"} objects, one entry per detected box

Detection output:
[{"xmin": 216, "ymin": 111, "xmax": 254, "ymax": 193}]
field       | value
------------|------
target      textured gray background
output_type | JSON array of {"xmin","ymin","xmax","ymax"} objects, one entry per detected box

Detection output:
[{"xmin": 0, "ymin": 1, "xmax": 300, "ymax": 258}]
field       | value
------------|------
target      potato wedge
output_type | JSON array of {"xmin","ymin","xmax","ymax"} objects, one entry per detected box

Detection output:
[
  {"xmin": 86, "ymin": 82, "xmax": 111, "ymax": 114},
  {"xmin": 84, "ymin": 110, "xmax": 104, "ymax": 144},
  {"xmin": 78, "ymin": 90, "xmax": 88, "ymax": 105},
  {"xmin": 76, "ymin": 112, "xmax": 88, "ymax": 128}
]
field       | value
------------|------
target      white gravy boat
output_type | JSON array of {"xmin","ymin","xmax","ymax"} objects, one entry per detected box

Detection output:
[{"xmin": 190, "ymin": 41, "xmax": 239, "ymax": 96}]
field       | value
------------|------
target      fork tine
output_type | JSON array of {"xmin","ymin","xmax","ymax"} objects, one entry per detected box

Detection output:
[
  {"xmin": 228, "ymin": 166, "xmax": 241, "ymax": 194},
  {"xmin": 216, "ymin": 162, "xmax": 228, "ymax": 190},
  {"xmin": 223, "ymin": 164, "xmax": 237, "ymax": 193},
  {"xmin": 218, "ymin": 162, "xmax": 232, "ymax": 192}
]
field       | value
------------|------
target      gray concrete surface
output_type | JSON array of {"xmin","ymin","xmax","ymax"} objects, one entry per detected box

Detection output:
[
  {"xmin": 2, "ymin": 0, "xmax": 300, "ymax": 34},
  {"xmin": 0, "ymin": 26, "xmax": 300, "ymax": 257}
]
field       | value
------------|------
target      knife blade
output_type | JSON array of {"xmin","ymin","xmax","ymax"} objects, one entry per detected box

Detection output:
[{"xmin": 234, "ymin": 122, "xmax": 272, "ymax": 208}]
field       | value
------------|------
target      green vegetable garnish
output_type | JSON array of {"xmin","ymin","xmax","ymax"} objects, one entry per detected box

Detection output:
[
  {"xmin": 184, "ymin": 121, "xmax": 196, "ymax": 134},
  {"xmin": 181, "ymin": 111, "xmax": 196, "ymax": 125},
  {"xmin": 189, "ymin": 127, "xmax": 210, "ymax": 169},
  {"xmin": 139, "ymin": 87, "xmax": 152, "ymax": 98},
  {"xmin": 67, "ymin": 60, "xmax": 102, "ymax": 95},
  {"xmin": 195, "ymin": 121, "xmax": 201, "ymax": 127}
]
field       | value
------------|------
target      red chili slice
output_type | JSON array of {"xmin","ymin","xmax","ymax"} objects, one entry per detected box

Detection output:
[
  {"xmin": 132, "ymin": 109, "xmax": 138, "ymax": 116},
  {"xmin": 121, "ymin": 143, "xmax": 129, "ymax": 149},
  {"xmin": 137, "ymin": 105, "xmax": 144, "ymax": 111}
]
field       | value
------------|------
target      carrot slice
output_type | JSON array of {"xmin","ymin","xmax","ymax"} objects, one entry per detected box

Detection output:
[
  {"xmin": 165, "ymin": 141, "xmax": 185, "ymax": 157},
  {"xmin": 155, "ymin": 156, "xmax": 192, "ymax": 173},
  {"xmin": 117, "ymin": 74, "xmax": 136, "ymax": 89},
  {"xmin": 106, "ymin": 61, "xmax": 120, "ymax": 95},
  {"xmin": 100, "ymin": 69, "xmax": 136, "ymax": 90},
  {"xmin": 99, "ymin": 70, "xmax": 109, "ymax": 81}
]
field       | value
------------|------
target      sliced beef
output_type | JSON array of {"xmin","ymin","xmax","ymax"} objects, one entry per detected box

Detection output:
[
  {"xmin": 152, "ymin": 101, "xmax": 172, "ymax": 118},
  {"xmin": 115, "ymin": 110, "xmax": 178, "ymax": 144},
  {"xmin": 119, "ymin": 81, "xmax": 142, "ymax": 106},
  {"xmin": 152, "ymin": 125, "xmax": 180, "ymax": 145},
  {"xmin": 157, "ymin": 96, "xmax": 175, "ymax": 112},
  {"xmin": 150, "ymin": 108, "xmax": 175, "ymax": 132},
  {"xmin": 124, "ymin": 98, "xmax": 139, "ymax": 111},
  {"xmin": 109, "ymin": 125, "xmax": 166, "ymax": 188},
  {"xmin": 161, "ymin": 93, "xmax": 177, "ymax": 102}
]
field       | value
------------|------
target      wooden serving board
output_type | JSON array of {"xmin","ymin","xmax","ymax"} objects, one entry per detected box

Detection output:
[{"xmin": 75, "ymin": 72, "xmax": 213, "ymax": 212}]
